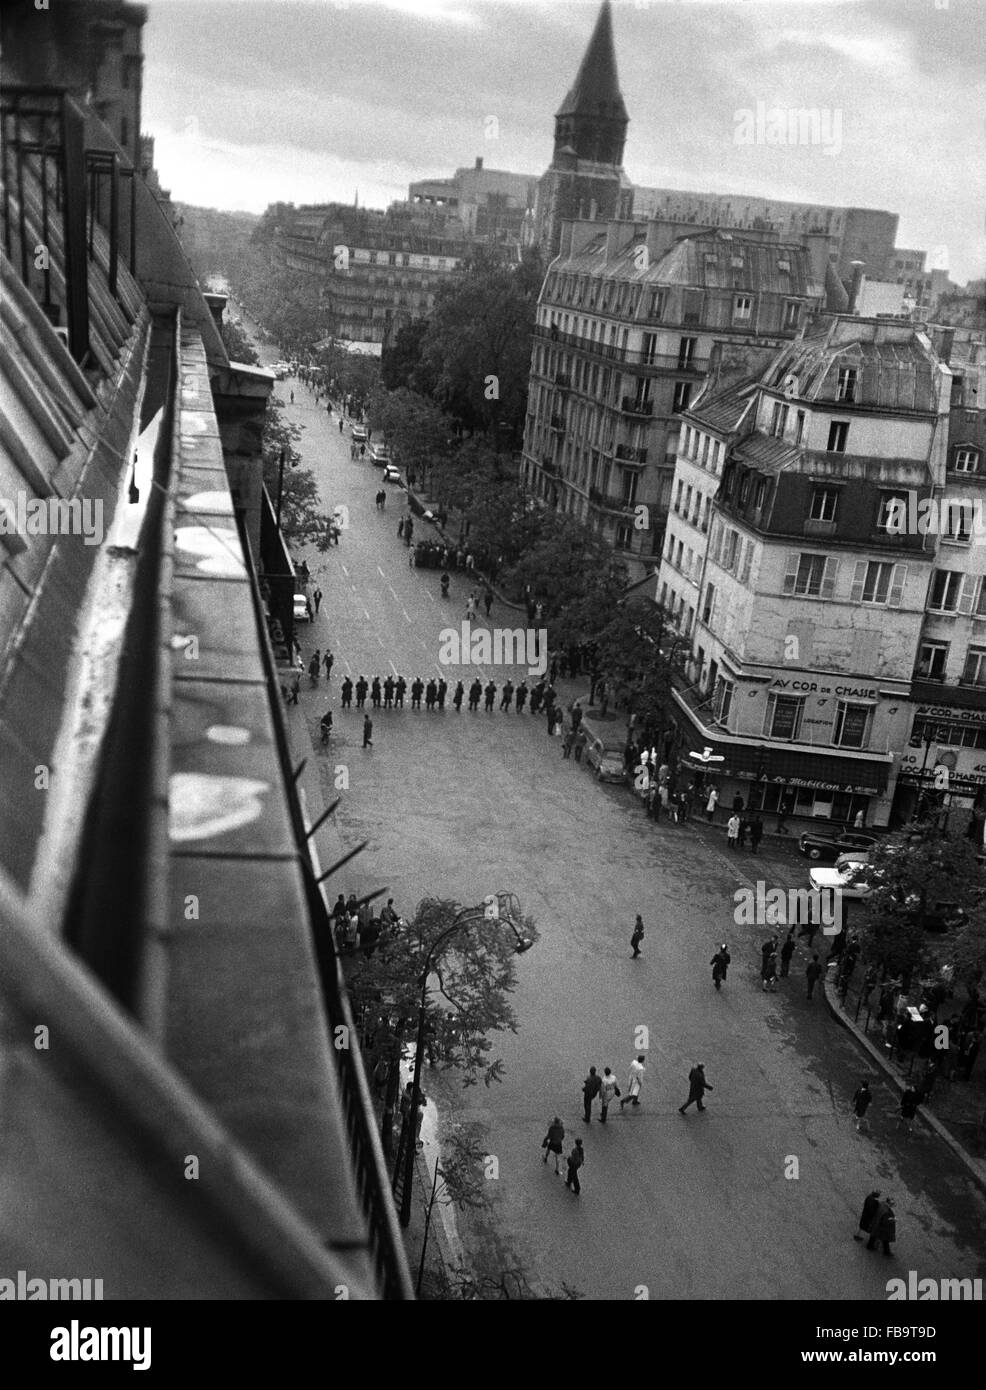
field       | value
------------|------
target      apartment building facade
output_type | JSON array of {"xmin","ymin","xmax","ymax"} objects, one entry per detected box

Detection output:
[
  {"xmin": 272, "ymin": 203, "xmax": 467, "ymax": 348},
  {"xmin": 659, "ymin": 315, "xmax": 952, "ymax": 829},
  {"xmin": 522, "ymin": 219, "xmax": 825, "ymax": 579},
  {"xmin": 899, "ymin": 327, "xmax": 986, "ymax": 823}
]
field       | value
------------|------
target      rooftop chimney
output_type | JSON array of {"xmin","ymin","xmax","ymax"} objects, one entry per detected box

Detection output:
[
  {"xmin": 847, "ymin": 260, "xmax": 865, "ymax": 314},
  {"xmin": 475, "ymin": 156, "xmax": 483, "ymax": 170},
  {"xmin": 938, "ymin": 328, "xmax": 955, "ymax": 365}
]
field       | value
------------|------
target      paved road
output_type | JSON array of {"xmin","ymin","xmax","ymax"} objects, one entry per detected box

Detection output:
[{"xmin": 263, "ymin": 352, "xmax": 986, "ymax": 1301}]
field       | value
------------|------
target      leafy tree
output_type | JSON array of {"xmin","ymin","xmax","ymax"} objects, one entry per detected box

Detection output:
[
  {"xmin": 417, "ymin": 252, "xmax": 540, "ymax": 448},
  {"xmin": 220, "ymin": 317, "xmax": 259, "ymax": 366},
  {"xmin": 381, "ymin": 319, "xmax": 432, "ymax": 393},
  {"xmin": 504, "ymin": 513, "xmax": 627, "ymax": 646},
  {"xmin": 367, "ymin": 387, "xmax": 451, "ymax": 490},
  {"xmin": 260, "ymin": 398, "xmax": 331, "ymax": 544},
  {"xmin": 592, "ymin": 598, "xmax": 676, "ymax": 741},
  {"xmin": 345, "ymin": 896, "xmax": 538, "ymax": 1154},
  {"xmin": 853, "ymin": 826, "xmax": 986, "ymax": 983}
]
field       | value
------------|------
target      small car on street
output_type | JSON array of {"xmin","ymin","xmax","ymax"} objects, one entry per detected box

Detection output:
[
  {"xmin": 351, "ymin": 424, "xmax": 368, "ymax": 444},
  {"xmin": 293, "ymin": 593, "xmax": 312, "ymax": 623},
  {"xmin": 369, "ymin": 442, "xmax": 390, "ymax": 465},
  {"xmin": 382, "ymin": 464, "xmax": 402, "ymax": 484}
]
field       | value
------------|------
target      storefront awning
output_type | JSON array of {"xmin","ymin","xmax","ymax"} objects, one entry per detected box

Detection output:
[{"xmin": 675, "ymin": 713, "xmax": 891, "ymax": 795}]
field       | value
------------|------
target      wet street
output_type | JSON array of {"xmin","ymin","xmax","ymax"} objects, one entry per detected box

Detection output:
[{"xmin": 263, "ymin": 347, "xmax": 986, "ymax": 1301}]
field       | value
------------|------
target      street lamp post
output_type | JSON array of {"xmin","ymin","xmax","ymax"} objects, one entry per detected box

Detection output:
[{"xmin": 393, "ymin": 893, "xmax": 532, "ymax": 1230}]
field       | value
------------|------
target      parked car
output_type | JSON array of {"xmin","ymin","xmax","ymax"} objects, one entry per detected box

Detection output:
[
  {"xmin": 293, "ymin": 593, "xmax": 312, "ymax": 623},
  {"xmin": 584, "ymin": 730, "xmax": 626, "ymax": 782},
  {"xmin": 369, "ymin": 442, "xmax": 390, "ymax": 465},
  {"xmin": 351, "ymin": 424, "xmax": 368, "ymax": 444},
  {"xmin": 382, "ymin": 464, "xmax": 402, "ymax": 484},
  {"xmin": 798, "ymin": 828, "xmax": 880, "ymax": 862},
  {"xmin": 808, "ymin": 859, "xmax": 871, "ymax": 900}
]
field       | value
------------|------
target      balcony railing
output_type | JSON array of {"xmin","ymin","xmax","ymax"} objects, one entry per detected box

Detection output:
[
  {"xmin": 615, "ymin": 443, "xmax": 648, "ymax": 465},
  {"xmin": 549, "ymin": 414, "xmax": 565, "ymax": 432},
  {"xmin": 554, "ymin": 371, "xmax": 571, "ymax": 388},
  {"xmin": 535, "ymin": 324, "xmax": 709, "ymax": 372},
  {"xmin": 620, "ymin": 396, "xmax": 653, "ymax": 417},
  {"xmin": 589, "ymin": 486, "xmax": 635, "ymax": 513}
]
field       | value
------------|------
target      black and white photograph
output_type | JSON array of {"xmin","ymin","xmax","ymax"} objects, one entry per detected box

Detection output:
[{"xmin": 1, "ymin": 0, "xmax": 985, "ymax": 1342}]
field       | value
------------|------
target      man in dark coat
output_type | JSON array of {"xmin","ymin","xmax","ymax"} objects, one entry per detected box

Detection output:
[
  {"xmin": 370, "ymin": 676, "xmax": 382, "ymax": 709},
  {"xmin": 411, "ymin": 677, "xmax": 424, "ymax": 710},
  {"xmin": 340, "ymin": 676, "xmax": 353, "ymax": 710},
  {"xmin": 630, "ymin": 915, "xmax": 644, "ymax": 959},
  {"xmin": 805, "ymin": 953, "xmax": 823, "ymax": 1000},
  {"xmin": 866, "ymin": 1196, "xmax": 896, "ymax": 1255},
  {"xmin": 452, "ymin": 680, "xmax": 464, "ymax": 711},
  {"xmin": 748, "ymin": 813, "xmax": 764, "ymax": 853},
  {"xmin": 383, "ymin": 675, "xmax": 395, "ymax": 708},
  {"xmin": 395, "ymin": 675, "xmax": 406, "ymax": 709},
  {"xmin": 854, "ymin": 1189, "xmax": 882, "ymax": 1241},
  {"xmin": 500, "ymin": 680, "xmax": 514, "ymax": 711},
  {"xmin": 425, "ymin": 678, "xmax": 437, "ymax": 710},
  {"xmin": 355, "ymin": 675, "xmax": 368, "ymax": 710},
  {"xmin": 437, "ymin": 678, "xmax": 448, "ymax": 710},
  {"xmin": 484, "ymin": 680, "xmax": 497, "ymax": 712},
  {"xmin": 564, "ymin": 1139, "xmax": 585, "ymax": 1195},
  {"xmin": 678, "ymin": 1064, "xmax": 713, "ymax": 1114},
  {"xmin": 530, "ymin": 681, "xmax": 544, "ymax": 715},
  {"xmin": 711, "ymin": 945, "xmax": 730, "ymax": 990},
  {"xmin": 468, "ymin": 678, "xmax": 482, "ymax": 711},
  {"xmin": 362, "ymin": 714, "xmax": 373, "ymax": 748},
  {"xmin": 582, "ymin": 1066, "xmax": 602, "ymax": 1122},
  {"xmin": 515, "ymin": 680, "xmax": 528, "ymax": 712}
]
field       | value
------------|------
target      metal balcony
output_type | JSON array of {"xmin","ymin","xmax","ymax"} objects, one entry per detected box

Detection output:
[{"xmin": 620, "ymin": 396, "xmax": 653, "ymax": 417}]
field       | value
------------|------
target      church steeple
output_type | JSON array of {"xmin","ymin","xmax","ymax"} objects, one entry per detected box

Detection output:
[{"xmin": 553, "ymin": 0, "xmax": 628, "ymax": 165}]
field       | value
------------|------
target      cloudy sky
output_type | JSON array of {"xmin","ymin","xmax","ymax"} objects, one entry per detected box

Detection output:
[{"xmin": 143, "ymin": 0, "xmax": 984, "ymax": 282}]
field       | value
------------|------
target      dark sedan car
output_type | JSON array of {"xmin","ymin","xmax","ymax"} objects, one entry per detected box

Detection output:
[{"xmin": 798, "ymin": 828, "xmax": 880, "ymax": 862}]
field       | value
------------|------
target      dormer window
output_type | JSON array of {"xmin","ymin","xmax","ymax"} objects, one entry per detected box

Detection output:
[{"xmin": 837, "ymin": 367, "xmax": 858, "ymax": 403}]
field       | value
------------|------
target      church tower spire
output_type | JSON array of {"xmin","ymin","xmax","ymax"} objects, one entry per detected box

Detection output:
[
  {"xmin": 554, "ymin": 0, "xmax": 628, "ymax": 165},
  {"xmin": 534, "ymin": 0, "xmax": 633, "ymax": 256}
]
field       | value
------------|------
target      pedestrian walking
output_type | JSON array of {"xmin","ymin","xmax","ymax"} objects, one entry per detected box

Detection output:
[
  {"xmin": 287, "ymin": 670, "xmax": 301, "ymax": 705},
  {"xmin": 465, "ymin": 593, "xmax": 477, "ymax": 622},
  {"xmin": 564, "ymin": 1139, "xmax": 585, "ymax": 1195},
  {"xmin": 780, "ymin": 929, "xmax": 795, "ymax": 977},
  {"xmin": 290, "ymin": 389, "xmax": 294, "ymax": 404},
  {"xmin": 598, "ymin": 1067, "xmax": 619, "ymax": 1123},
  {"xmin": 897, "ymin": 1085, "xmax": 920, "ymax": 1134},
  {"xmin": 726, "ymin": 813, "xmax": 741, "ymax": 848},
  {"xmin": 562, "ymin": 727, "xmax": 574, "ymax": 759},
  {"xmin": 851, "ymin": 1081, "xmax": 873, "ymax": 1133},
  {"xmin": 678, "ymin": 1063, "xmax": 713, "ymax": 1114},
  {"xmin": 398, "ymin": 517, "xmax": 404, "ymax": 539},
  {"xmin": 630, "ymin": 915, "xmax": 644, "ymax": 959},
  {"xmin": 805, "ymin": 953, "xmax": 822, "ymax": 1000},
  {"xmin": 530, "ymin": 682, "xmax": 544, "ymax": 716},
  {"xmin": 395, "ymin": 675, "xmax": 406, "ymax": 709},
  {"xmin": 515, "ymin": 680, "xmax": 528, "ymax": 713},
  {"xmin": 453, "ymin": 680, "xmax": 464, "ymax": 711},
  {"xmin": 322, "ymin": 649, "xmax": 333, "ymax": 680},
  {"xmin": 541, "ymin": 1116, "xmax": 565, "ymax": 1174},
  {"xmin": 761, "ymin": 949, "xmax": 778, "ymax": 992},
  {"xmin": 355, "ymin": 675, "xmax": 367, "ymax": 710},
  {"xmin": 308, "ymin": 653, "xmax": 320, "ymax": 685},
  {"xmin": 313, "ymin": 585, "xmax": 322, "ymax": 614},
  {"xmin": 705, "ymin": 787, "xmax": 719, "ymax": 822},
  {"xmin": 865, "ymin": 1196, "xmax": 896, "ymax": 1255},
  {"xmin": 573, "ymin": 727, "xmax": 586, "ymax": 763},
  {"xmin": 500, "ymin": 680, "xmax": 514, "ymax": 711},
  {"xmin": 362, "ymin": 714, "xmax": 373, "ymax": 748},
  {"xmin": 854, "ymin": 1189, "xmax": 882, "ymax": 1241},
  {"xmin": 341, "ymin": 676, "xmax": 353, "ymax": 710},
  {"xmin": 619, "ymin": 1055, "xmax": 646, "ymax": 1111},
  {"xmin": 484, "ymin": 680, "xmax": 496, "ymax": 712},
  {"xmin": 711, "ymin": 944, "xmax": 730, "ymax": 990},
  {"xmin": 582, "ymin": 1066, "xmax": 602, "ymax": 1122},
  {"xmin": 748, "ymin": 813, "xmax": 764, "ymax": 853},
  {"xmin": 338, "ymin": 418, "xmax": 344, "ymax": 434}
]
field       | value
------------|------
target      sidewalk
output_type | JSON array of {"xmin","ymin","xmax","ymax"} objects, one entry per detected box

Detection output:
[{"xmin": 822, "ymin": 972, "xmax": 986, "ymax": 1192}]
